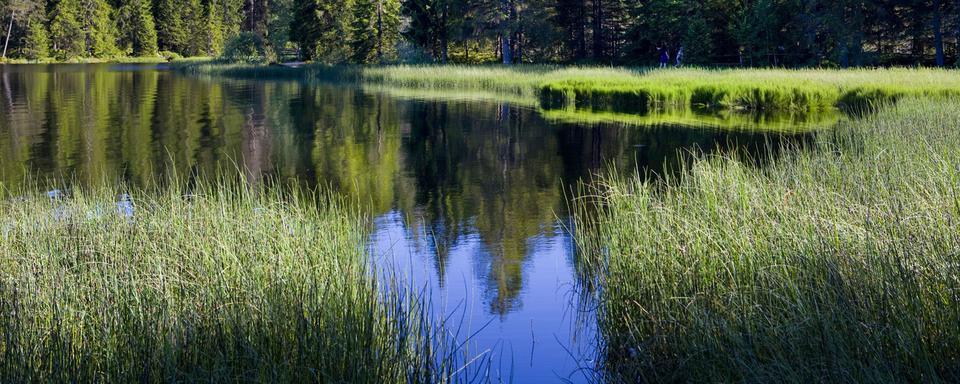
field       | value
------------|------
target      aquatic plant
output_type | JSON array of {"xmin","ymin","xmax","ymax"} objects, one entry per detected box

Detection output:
[
  {"xmin": 0, "ymin": 177, "xmax": 468, "ymax": 383},
  {"xmin": 576, "ymin": 97, "xmax": 960, "ymax": 382},
  {"xmin": 540, "ymin": 67, "xmax": 960, "ymax": 113}
]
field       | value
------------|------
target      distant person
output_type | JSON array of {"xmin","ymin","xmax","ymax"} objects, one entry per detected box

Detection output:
[
  {"xmin": 675, "ymin": 46, "xmax": 684, "ymax": 67},
  {"xmin": 658, "ymin": 45, "xmax": 670, "ymax": 68}
]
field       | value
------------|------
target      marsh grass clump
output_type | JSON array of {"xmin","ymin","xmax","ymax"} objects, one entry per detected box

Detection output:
[
  {"xmin": 359, "ymin": 65, "xmax": 557, "ymax": 99},
  {"xmin": 0, "ymin": 177, "xmax": 463, "ymax": 383},
  {"xmin": 577, "ymin": 98, "xmax": 960, "ymax": 382},
  {"xmin": 541, "ymin": 68, "xmax": 960, "ymax": 114}
]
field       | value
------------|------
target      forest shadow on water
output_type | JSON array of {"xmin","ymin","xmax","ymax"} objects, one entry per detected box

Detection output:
[{"xmin": 0, "ymin": 64, "xmax": 827, "ymax": 382}]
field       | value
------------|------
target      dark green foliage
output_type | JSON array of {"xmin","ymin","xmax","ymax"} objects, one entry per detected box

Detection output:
[
  {"xmin": 681, "ymin": 16, "xmax": 712, "ymax": 65},
  {"xmin": 0, "ymin": 0, "xmax": 957, "ymax": 66},
  {"xmin": 116, "ymin": 0, "xmax": 159, "ymax": 56},
  {"xmin": 22, "ymin": 19, "xmax": 49, "ymax": 59},
  {"xmin": 350, "ymin": 0, "xmax": 402, "ymax": 63},
  {"xmin": 351, "ymin": 0, "xmax": 378, "ymax": 62},
  {"xmin": 80, "ymin": 0, "xmax": 120, "ymax": 57},
  {"xmin": 48, "ymin": 0, "xmax": 85, "ymax": 59},
  {"xmin": 222, "ymin": 31, "xmax": 274, "ymax": 63},
  {"xmin": 290, "ymin": 0, "xmax": 353, "ymax": 63},
  {"xmin": 401, "ymin": 0, "xmax": 447, "ymax": 62},
  {"xmin": 289, "ymin": 0, "xmax": 322, "ymax": 60},
  {"xmin": 155, "ymin": 0, "xmax": 187, "ymax": 52}
]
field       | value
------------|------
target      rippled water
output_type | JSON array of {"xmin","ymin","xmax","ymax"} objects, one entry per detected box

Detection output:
[{"xmin": 0, "ymin": 64, "xmax": 816, "ymax": 382}]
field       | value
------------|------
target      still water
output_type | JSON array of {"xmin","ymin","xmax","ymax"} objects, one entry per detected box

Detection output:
[{"xmin": 0, "ymin": 64, "xmax": 809, "ymax": 382}]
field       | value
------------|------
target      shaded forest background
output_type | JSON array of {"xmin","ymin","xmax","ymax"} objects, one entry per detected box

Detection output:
[{"xmin": 1, "ymin": 0, "xmax": 959, "ymax": 66}]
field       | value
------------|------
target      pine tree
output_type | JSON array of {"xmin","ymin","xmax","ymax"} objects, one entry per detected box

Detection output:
[
  {"xmin": 2, "ymin": 0, "xmax": 45, "ymax": 58},
  {"xmin": 350, "ymin": 0, "xmax": 377, "ymax": 62},
  {"xmin": 183, "ymin": 0, "xmax": 206, "ymax": 55},
  {"xmin": 22, "ymin": 18, "xmax": 49, "ymax": 59},
  {"xmin": 80, "ymin": 0, "xmax": 120, "ymax": 57},
  {"xmin": 291, "ymin": 0, "xmax": 353, "ymax": 62},
  {"xmin": 155, "ymin": 0, "xmax": 187, "ymax": 52},
  {"xmin": 48, "ymin": 0, "xmax": 86, "ymax": 59},
  {"xmin": 376, "ymin": 0, "xmax": 402, "ymax": 61},
  {"xmin": 349, "ymin": 0, "xmax": 402, "ymax": 63},
  {"xmin": 205, "ymin": 0, "xmax": 225, "ymax": 55},
  {"xmin": 267, "ymin": 0, "xmax": 296, "ymax": 56},
  {"xmin": 116, "ymin": 0, "xmax": 159, "ymax": 55},
  {"xmin": 402, "ymin": 0, "xmax": 448, "ymax": 61},
  {"xmin": 290, "ymin": 0, "xmax": 322, "ymax": 59}
]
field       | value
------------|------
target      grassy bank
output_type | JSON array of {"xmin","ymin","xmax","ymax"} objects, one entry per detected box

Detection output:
[
  {"xmin": 170, "ymin": 62, "xmax": 960, "ymax": 129},
  {"xmin": 0, "ymin": 56, "xmax": 185, "ymax": 64},
  {"xmin": 0, "ymin": 178, "xmax": 462, "ymax": 382},
  {"xmin": 349, "ymin": 66, "xmax": 960, "ymax": 114},
  {"xmin": 540, "ymin": 67, "xmax": 960, "ymax": 113},
  {"xmin": 576, "ymin": 97, "xmax": 960, "ymax": 382}
]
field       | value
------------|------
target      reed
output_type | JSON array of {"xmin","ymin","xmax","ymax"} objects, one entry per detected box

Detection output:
[
  {"xmin": 0, "ymin": 176, "xmax": 467, "ymax": 383},
  {"xmin": 541, "ymin": 67, "xmax": 960, "ymax": 113},
  {"xmin": 576, "ymin": 97, "xmax": 960, "ymax": 382}
]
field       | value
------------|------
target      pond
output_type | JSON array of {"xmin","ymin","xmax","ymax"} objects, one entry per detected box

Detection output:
[{"xmin": 0, "ymin": 64, "xmax": 817, "ymax": 382}]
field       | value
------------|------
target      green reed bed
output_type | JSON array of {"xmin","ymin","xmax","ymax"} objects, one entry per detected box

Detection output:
[
  {"xmin": 541, "ymin": 68, "xmax": 960, "ymax": 113},
  {"xmin": 0, "ymin": 179, "xmax": 463, "ymax": 383},
  {"xmin": 359, "ymin": 65, "xmax": 557, "ymax": 99},
  {"xmin": 576, "ymin": 98, "xmax": 960, "ymax": 382}
]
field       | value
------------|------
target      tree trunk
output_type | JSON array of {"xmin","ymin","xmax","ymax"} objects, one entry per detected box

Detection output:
[
  {"xmin": 2, "ymin": 11, "xmax": 14, "ymax": 59},
  {"xmin": 501, "ymin": 36, "xmax": 512, "ymax": 64},
  {"xmin": 592, "ymin": 0, "xmax": 603, "ymax": 60},
  {"xmin": 575, "ymin": 0, "xmax": 586, "ymax": 60},
  {"xmin": 957, "ymin": 0, "xmax": 960, "ymax": 65},
  {"xmin": 501, "ymin": 0, "xmax": 512, "ymax": 64},
  {"xmin": 933, "ymin": 0, "xmax": 944, "ymax": 66},
  {"xmin": 376, "ymin": 0, "xmax": 383, "ymax": 63},
  {"xmin": 440, "ymin": 4, "xmax": 448, "ymax": 63},
  {"xmin": 510, "ymin": 0, "xmax": 519, "ymax": 63}
]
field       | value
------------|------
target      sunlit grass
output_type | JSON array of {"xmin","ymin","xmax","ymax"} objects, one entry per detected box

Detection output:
[
  {"xmin": 0, "ymin": 176, "xmax": 465, "ymax": 382},
  {"xmin": 541, "ymin": 67, "xmax": 960, "ymax": 112},
  {"xmin": 576, "ymin": 97, "xmax": 960, "ymax": 382}
]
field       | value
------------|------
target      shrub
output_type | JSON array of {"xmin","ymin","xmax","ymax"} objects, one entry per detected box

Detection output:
[
  {"xmin": 159, "ymin": 50, "xmax": 181, "ymax": 61},
  {"xmin": 221, "ymin": 32, "xmax": 276, "ymax": 64}
]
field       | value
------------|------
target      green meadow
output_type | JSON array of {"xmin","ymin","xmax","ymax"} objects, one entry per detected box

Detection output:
[
  {"xmin": 575, "ymin": 97, "xmax": 960, "ymax": 382},
  {"xmin": 0, "ymin": 178, "xmax": 462, "ymax": 383}
]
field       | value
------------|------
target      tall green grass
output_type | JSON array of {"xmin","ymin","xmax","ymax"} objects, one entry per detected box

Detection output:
[
  {"xmin": 576, "ymin": 98, "xmax": 960, "ymax": 382},
  {"xmin": 541, "ymin": 67, "xmax": 960, "ymax": 113},
  {"xmin": 0, "ymin": 177, "xmax": 466, "ymax": 382}
]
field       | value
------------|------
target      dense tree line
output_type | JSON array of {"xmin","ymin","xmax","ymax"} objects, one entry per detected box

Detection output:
[{"xmin": 1, "ymin": 0, "xmax": 959, "ymax": 65}]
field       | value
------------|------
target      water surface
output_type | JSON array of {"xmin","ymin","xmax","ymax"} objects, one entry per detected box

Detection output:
[{"xmin": 0, "ymin": 64, "xmax": 812, "ymax": 382}]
